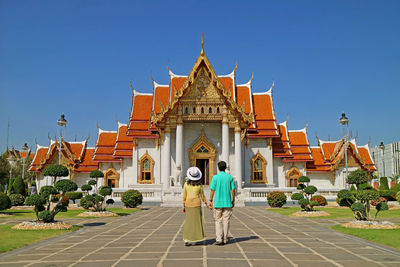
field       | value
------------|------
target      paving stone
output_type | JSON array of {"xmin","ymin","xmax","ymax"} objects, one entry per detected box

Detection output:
[
  {"xmin": 207, "ymin": 259, "xmax": 250, "ymax": 267},
  {"xmin": 162, "ymin": 260, "xmax": 203, "ymax": 267},
  {"xmin": 284, "ymin": 253, "xmax": 325, "ymax": 261},
  {"xmin": 115, "ymin": 259, "xmax": 159, "ymax": 267},
  {"xmin": 245, "ymin": 252, "xmax": 285, "ymax": 260},
  {"xmin": 207, "ymin": 251, "xmax": 244, "ymax": 259},
  {"xmin": 81, "ymin": 252, "xmax": 126, "ymax": 261},
  {"xmin": 292, "ymin": 260, "xmax": 337, "ymax": 267},
  {"xmin": 335, "ymin": 261, "xmax": 382, "ymax": 267},
  {"xmin": 250, "ymin": 259, "xmax": 293, "ymax": 267},
  {"xmin": 72, "ymin": 260, "xmax": 117, "ymax": 267},
  {"xmin": 125, "ymin": 252, "xmax": 164, "ymax": 260},
  {"xmin": 166, "ymin": 251, "xmax": 203, "ymax": 259},
  {"xmin": 30, "ymin": 261, "xmax": 75, "ymax": 267}
]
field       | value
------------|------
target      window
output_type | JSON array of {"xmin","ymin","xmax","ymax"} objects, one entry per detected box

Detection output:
[
  {"xmin": 185, "ymin": 107, "xmax": 188, "ymax": 114},
  {"xmin": 139, "ymin": 151, "xmax": 154, "ymax": 184},
  {"xmin": 216, "ymin": 107, "xmax": 220, "ymax": 113},
  {"xmin": 286, "ymin": 167, "xmax": 301, "ymax": 187},
  {"xmin": 104, "ymin": 168, "xmax": 119, "ymax": 188},
  {"xmin": 197, "ymin": 146, "xmax": 209, "ymax": 153},
  {"xmin": 193, "ymin": 107, "xmax": 196, "ymax": 114},
  {"xmin": 251, "ymin": 152, "xmax": 266, "ymax": 183},
  {"xmin": 209, "ymin": 107, "xmax": 212, "ymax": 113},
  {"xmin": 201, "ymin": 107, "xmax": 204, "ymax": 114}
]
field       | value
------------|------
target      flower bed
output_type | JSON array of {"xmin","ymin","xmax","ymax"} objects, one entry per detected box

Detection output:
[{"xmin": 12, "ymin": 221, "xmax": 73, "ymax": 230}]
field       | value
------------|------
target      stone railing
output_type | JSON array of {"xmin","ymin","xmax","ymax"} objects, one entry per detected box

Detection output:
[{"xmin": 246, "ymin": 188, "xmax": 342, "ymax": 201}]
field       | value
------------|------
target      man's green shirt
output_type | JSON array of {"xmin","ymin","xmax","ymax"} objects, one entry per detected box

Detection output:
[{"xmin": 210, "ymin": 171, "xmax": 235, "ymax": 208}]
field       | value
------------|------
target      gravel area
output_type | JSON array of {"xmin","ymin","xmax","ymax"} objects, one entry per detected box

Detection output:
[
  {"xmin": 77, "ymin": 211, "xmax": 118, "ymax": 217},
  {"xmin": 291, "ymin": 210, "xmax": 330, "ymax": 217},
  {"xmin": 12, "ymin": 221, "xmax": 73, "ymax": 230}
]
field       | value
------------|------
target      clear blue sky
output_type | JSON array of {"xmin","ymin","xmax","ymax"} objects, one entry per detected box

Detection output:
[{"xmin": 1, "ymin": 0, "xmax": 399, "ymax": 153}]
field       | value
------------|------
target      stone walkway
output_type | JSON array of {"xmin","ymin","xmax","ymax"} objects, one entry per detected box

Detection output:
[{"xmin": 1, "ymin": 207, "xmax": 400, "ymax": 267}]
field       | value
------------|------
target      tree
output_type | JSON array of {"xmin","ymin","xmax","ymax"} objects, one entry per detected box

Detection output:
[
  {"xmin": 13, "ymin": 176, "xmax": 26, "ymax": 196},
  {"xmin": 291, "ymin": 176, "xmax": 321, "ymax": 211},
  {"xmin": 43, "ymin": 164, "xmax": 69, "ymax": 185},
  {"xmin": 337, "ymin": 169, "xmax": 388, "ymax": 221},
  {"xmin": 0, "ymin": 152, "xmax": 11, "ymax": 188},
  {"xmin": 89, "ymin": 170, "xmax": 104, "ymax": 193},
  {"xmin": 0, "ymin": 192, "xmax": 11, "ymax": 211},
  {"xmin": 80, "ymin": 181, "xmax": 113, "ymax": 211}
]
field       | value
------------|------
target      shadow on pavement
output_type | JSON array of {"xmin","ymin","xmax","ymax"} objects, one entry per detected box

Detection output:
[{"xmin": 83, "ymin": 222, "xmax": 107, "ymax": 227}]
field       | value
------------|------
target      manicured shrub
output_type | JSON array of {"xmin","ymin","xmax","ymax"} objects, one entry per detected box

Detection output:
[
  {"xmin": 0, "ymin": 184, "xmax": 4, "ymax": 193},
  {"xmin": 311, "ymin": 195, "xmax": 327, "ymax": 206},
  {"xmin": 267, "ymin": 191, "xmax": 287, "ymax": 207},
  {"xmin": 121, "ymin": 189, "xmax": 143, "ymax": 208},
  {"xmin": 0, "ymin": 192, "xmax": 11, "ymax": 211},
  {"xmin": 290, "ymin": 176, "xmax": 319, "ymax": 211},
  {"xmin": 38, "ymin": 210, "xmax": 54, "ymax": 223},
  {"xmin": 39, "ymin": 186, "xmax": 58, "ymax": 200},
  {"xmin": 9, "ymin": 194, "xmax": 25, "ymax": 206},
  {"xmin": 375, "ymin": 202, "xmax": 389, "ymax": 219},
  {"xmin": 339, "ymin": 169, "xmax": 389, "ymax": 221},
  {"xmin": 81, "ymin": 184, "xmax": 92, "ymax": 192},
  {"xmin": 106, "ymin": 199, "xmax": 115, "ymax": 205},
  {"xmin": 80, "ymin": 195, "xmax": 95, "ymax": 209},
  {"xmin": 392, "ymin": 183, "xmax": 400, "ymax": 193},
  {"xmin": 350, "ymin": 184, "xmax": 356, "ymax": 191},
  {"xmin": 7, "ymin": 178, "xmax": 15, "ymax": 195},
  {"xmin": 99, "ymin": 186, "xmax": 112, "ymax": 197},
  {"xmin": 54, "ymin": 179, "xmax": 78, "ymax": 194},
  {"xmin": 90, "ymin": 170, "xmax": 104, "ymax": 179},
  {"xmin": 43, "ymin": 164, "xmax": 69, "ymax": 185},
  {"xmin": 66, "ymin": 192, "xmax": 83, "ymax": 204},
  {"xmin": 347, "ymin": 170, "xmax": 370, "ymax": 187},
  {"xmin": 25, "ymin": 194, "xmax": 46, "ymax": 220},
  {"xmin": 13, "ymin": 177, "xmax": 26, "ymax": 196},
  {"xmin": 379, "ymin": 177, "xmax": 389, "ymax": 191},
  {"xmin": 88, "ymin": 180, "xmax": 97, "ymax": 186},
  {"xmin": 298, "ymin": 176, "xmax": 310, "ymax": 183}
]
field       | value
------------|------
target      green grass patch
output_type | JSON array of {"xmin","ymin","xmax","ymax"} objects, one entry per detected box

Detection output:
[
  {"xmin": 0, "ymin": 224, "xmax": 81, "ymax": 253},
  {"xmin": 265, "ymin": 207, "xmax": 400, "ymax": 219},
  {"xmin": 330, "ymin": 225, "xmax": 400, "ymax": 249},
  {"xmin": 0, "ymin": 207, "xmax": 139, "ymax": 219}
]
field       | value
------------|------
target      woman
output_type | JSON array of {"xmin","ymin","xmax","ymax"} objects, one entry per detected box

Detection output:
[{"xmin": 182, "ymin": 166, "xmax": 209, "ymax": 246}]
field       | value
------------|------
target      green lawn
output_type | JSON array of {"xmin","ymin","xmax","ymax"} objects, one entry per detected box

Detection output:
[
  {"xmin": 0, "ymin": 224, "xmax": 81, "ymax": 253},
  {"xmin": 330, "ymin": 225, "xmax": 400, "ymax": 249},
  {"xmin": 0, "ymin": 207, "xmax": 139, "ymax": 219},
  {"xmin": 265, "ymin": 207, "xmax": 400, "ymax": 219}
]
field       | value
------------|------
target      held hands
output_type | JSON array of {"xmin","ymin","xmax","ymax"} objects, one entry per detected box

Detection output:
[
  {"xmin": 182, "ymin": 207, "xmax": 186, "ymax": 213},
  {"xmin": 208, "ymin": 201, "xmax": 213, "ymax": 210}
]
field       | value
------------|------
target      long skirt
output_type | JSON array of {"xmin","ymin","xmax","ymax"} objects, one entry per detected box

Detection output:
[{"xmin": 183, "ymin": 206, "xmax": 205, "ymax": 242}]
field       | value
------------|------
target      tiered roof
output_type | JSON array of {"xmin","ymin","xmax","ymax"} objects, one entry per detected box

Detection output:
[{"xmin": 29, "ymin": 139, "xmax": 98, "ymax": 173}]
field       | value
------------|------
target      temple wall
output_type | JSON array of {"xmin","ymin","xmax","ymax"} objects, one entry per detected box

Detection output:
[
  {"xmin": 244, "ymin": 139, "xmax": 272, "ymax": 186},
  {"xmin": 307, "ymin": 172, "xmax": 336, "ymax": 189}
]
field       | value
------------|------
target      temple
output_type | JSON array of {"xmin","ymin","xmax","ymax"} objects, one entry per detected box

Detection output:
[{"xmin": 29, "ymin": 42, "xmax": 376, "ymax": 205}]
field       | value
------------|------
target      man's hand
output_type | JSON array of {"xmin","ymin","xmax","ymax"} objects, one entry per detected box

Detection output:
[
  {"xmin": 208, "ymin": 201, "xmax": 213, "ymax": 210},
  {"xmin": 232, "ymin": 200, "xmax": 235, "ymax": 208},
  {"xmin": 182, "ymin": 207, "xmax": 186, "ymax": 213}
]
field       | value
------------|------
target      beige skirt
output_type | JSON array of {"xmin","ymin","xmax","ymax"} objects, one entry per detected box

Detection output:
[{"xmin": 183, "ymin": 206, "xmax": 205, "ymax": 242}]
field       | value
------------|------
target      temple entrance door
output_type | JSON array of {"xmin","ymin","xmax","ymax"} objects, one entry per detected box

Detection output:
[{"xmin": 196, "ymin": 158, "xmax": 209, "ymax": 185}]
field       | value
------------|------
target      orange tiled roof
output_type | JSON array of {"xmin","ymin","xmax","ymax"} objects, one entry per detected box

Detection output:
[
  {"xmin": 153, "ymin": 85, "xmax": 170, "ymax": 114},
  {"xmin": 358, "ymin": 145, "xmax": 376, "ymax": 171},
  {"xmin": 29, "ymin": 146, "xmax": 49, "ymax": 172},
  {"xmin": 273, "ymin": 122, "xmax": 292, "ymax": 158},
  {"xmin": 75, "ymin": 148, "xmax": 99, "ymax": 173},
  {"xmin": 128, "ymin": 92, "xmax": 158, "ymax": 138},
  {"xmin": 284, "ymin": 129, "xmax": 313, "ymax": 162},
  {"xmin": 114, "ymin": 123, "xmax": 133, "ymax": 158},
  {"xmin": 306, "ymin": 147, "xmax": 332, "ymax": 172},
  {"xmin": 236, "ymin": 86, "xmax": 252, "ymax": 114},
  {"xmin": 170, "ymin": 77, "xmax": 186, "ymax": 101},
  {"xmin": 219, "ymin": 77, "xmax": 234, "ymax": 100},
  {"xmin": 248, "ymin": 93, "xmax": 279, "ymax": 137},
  {"xmin": 93, "ymin": 130, "xmax": 120, "ymax": 162}
]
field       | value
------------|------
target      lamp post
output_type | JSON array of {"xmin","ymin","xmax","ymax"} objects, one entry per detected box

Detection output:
[
  {"xmin": 57, "ymin": 114, "xmax": 67, "ymax": 164},
  {"xmin": 21, "ymin": 143, "xmax": 29, "ymax": 181},
  {"xmin": 339, "ymin": 112, "xmax": 349, "ymax": 189},
  {"xmin": 379, "ymin": 141, "xmax": 385, "ymax": 177}
]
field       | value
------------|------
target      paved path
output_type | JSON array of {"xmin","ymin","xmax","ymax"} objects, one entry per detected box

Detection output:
[{"xmin": 1, "ymin": 207, "xmax": 400, "ymax": 267}]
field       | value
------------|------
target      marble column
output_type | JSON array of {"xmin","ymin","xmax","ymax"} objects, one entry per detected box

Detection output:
[
  {"xmin": 162, "ymin": 126, "xmax": 171, "ymax": 190},
  {"xmin": 132, "ymin": 139, "xmax": 138, "ymax": 185},
  {"xmin": 234, "ymin": 125, "xmax": 242, "ymax": 189},
  {"xmin": 176, "ymin": 123, "xmax": 183, "ymax": 185},
  {"xmin": 221, "ymin": 106, "xmax": 229, "ymax": 165}
]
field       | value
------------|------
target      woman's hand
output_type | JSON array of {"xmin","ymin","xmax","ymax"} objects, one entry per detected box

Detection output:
[
  {"xmin": 182, "ymin": 207, "xmax": 186, "ymax": 213},
  {"xmin": 208, "ymin": 201, "xmax": 213, "ymax": 210}
]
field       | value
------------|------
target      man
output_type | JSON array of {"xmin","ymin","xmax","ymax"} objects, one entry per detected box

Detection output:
[{"xmin": 209, "ymin": 161, "xmax": 236, "ymax": 245}]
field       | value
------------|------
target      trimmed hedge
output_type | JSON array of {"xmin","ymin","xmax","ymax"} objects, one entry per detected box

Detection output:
[
  {"xmin": 9, "ymin": 194, "xmax": 25, "ymax": 206},
  {"xmin": 13, "ymin": 177, "xmax": 26, "ymax": 196},
  {"xmin": 65, "ymin": 192, "xmax": 83, "ymax": 204},
  {"xmin": 121, "ymin": 190, "xmax": 143, "ymax": 208},
  {"xmin": 0, "ymin": 192, "xmax": 11, "ymax": 211},
  {"xmin": 267, "ymin": 191, "xmax": 287, "ymax": 207},
  {"xmin": 379, "ymin": 177, "xmax": 389, "ymax": 191}
]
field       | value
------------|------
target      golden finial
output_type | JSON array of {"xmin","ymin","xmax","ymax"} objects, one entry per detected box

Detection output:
[
  {"xmin": 201, "ymin": 33, "xmax": 204, "ymax": 55},
  {"xmin": 166, "ymin": 61, "xmax": 170, "ymax": 72},
  {"xmin": 96, "ymin": 122, "xmax": 99, "ymax": 131},
  {"xmin": 150, "ymin": 72, "xmax": 154, "ymax": 82},
  {"xmin": 285, "ymin": 115, "xmax": 289, "ymax": 122},
  {"xmin": 130, "ymin": 80, "xmax": 135, "ymax": 96},
  {"xmin": 250, "ymin": 72, "xmax": 254, "ymax": 83},
  {"xmin": 234, "ymin": 60, "xmax": 238, "ymax": 71},
  {"xmin": 305, "ymin": 122, "xmax": 309, "ymax": 130}
]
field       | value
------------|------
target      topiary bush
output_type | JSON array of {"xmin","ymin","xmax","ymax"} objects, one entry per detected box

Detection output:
[
  {"xmin": 89, "ymin": 170, "xmax": 104, "ymax": 193},
  {"xmin": 25, "ymin": 194, "xmax": 46, "ymax": 220},
  {"xmin": 43, "ymin": 164, "xmax": 69, "ymax": 185},
  {"xmin": 379, "ymin": 177, "xmax": 389, "ymax": 191},
  {"xmin": 80, "ymin": 195, "xmax": 95, "ymax": 209},
  {"xmin": 106, "ymin": 199, "xmax": 115, "ymax": 205},
  {"xmin": 13, "ymin": 177, "xmax": 26, "ymax": 196},
  {"xmin": 54, "ymin": 179, "xmax": 78, "ymax": 194},
  {"xmin": 81, "ymin": 184, "xmax": 92, "ymax": 193},
  {"xmin": 38, "ymin": 210, "xmax": 54, "ymax": 223},
  {"xmin": 311, "ymin": 195, "xmax": 327, "ymax": 206},
  {"xmin": 338, "ymin": 169, "xmax": 389, "ymax": 221},
  {"xmin": 379, "ymin": 190, "xmax": 396, "ymax": 201},
  {"xmin": 79, "ymin": 182, "xmax": 113, "ymax": 211},
  {"xmin": 121, "ymin": 189, "xmax": 143, "ymax": 208},
  {"xmin": 66, "ymin": 192, "xmax": 83, "ymax": 204},
  {"xmin": 9, "ymin": 194, "xmax": 25, "ymax": 206},
  {"xmin": 88, "ymin": 180, "xmax": 97, "ymax": 186},
  {"xmin": 290, "ymin": 176, "xmax": 320, "ymax": 211},
  {"xmin": 392, "ymin": 183, "xmax": 400, "ymax": 193},
  {"xmin": 0, "ymin": 192, "xmax": 11, "ymax": 211},
  {"xmin": 267, "ymin": 191, "xmax": 287, "ymax": 207},
  {"xmin": 7, "ymin": 178, "xmax": 15, "ymax": 195}
]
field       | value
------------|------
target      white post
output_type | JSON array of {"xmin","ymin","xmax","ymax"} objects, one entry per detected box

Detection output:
[
  {"xmin": 162, "ymin": 128, "xmax": 171, "ymax": 190},
  {"xmin": 221, "ymin": 106, "xmax": 229, "ymax": 164},
  {"xmin": 176, "ymin": 123, "xmax": 183, "ymax": 184},
  {"xmin": 234, "ymin": 126, "xmax": 242, "ymax": 189}
]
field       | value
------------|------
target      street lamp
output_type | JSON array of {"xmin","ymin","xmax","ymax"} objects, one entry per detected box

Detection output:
[
  {"xmin": 379, "ymin": 141, "xmax": 385, "ymax": 177},
  {"xmin": 21, "ymin": 143, "xmax": 29, "ymax": 181},
  {"xmin": 339, "ymin": 112, "xmax": 349, "ymax": 189},
  {"xmin": 57, "ymin": 114, "xmax": 67, "ymax": 164}
]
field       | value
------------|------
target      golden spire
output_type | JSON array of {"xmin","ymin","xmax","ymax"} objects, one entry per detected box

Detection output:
[
  {"xmin": 201, "ymin": 33, "xmax": 204, "ymax": 55},
  {"xmin": 130, "ymin": 80, "xmax": 134, "ymax": 96}
]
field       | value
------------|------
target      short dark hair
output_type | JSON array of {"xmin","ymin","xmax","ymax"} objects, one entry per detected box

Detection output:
[{"xmin": 218, "ymin": 161, "xmax": 227, "ymax": 171}]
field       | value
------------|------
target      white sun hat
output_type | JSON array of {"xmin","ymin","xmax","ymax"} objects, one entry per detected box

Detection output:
[{"xmin": 186, "ymin": 167, "xmax": 202, "ymax": 181}]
